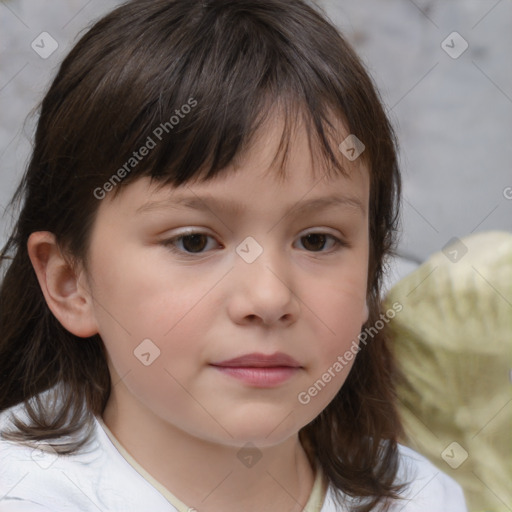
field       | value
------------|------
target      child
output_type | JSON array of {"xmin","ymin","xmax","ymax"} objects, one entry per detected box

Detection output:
[{"xmin": 0, "ymin": 0, "xmax": 467, "ymax": 510}]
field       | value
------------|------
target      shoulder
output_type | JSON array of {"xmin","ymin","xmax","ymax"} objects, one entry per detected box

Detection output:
[
  {"xmin": 0, "ymin": 405, "xmax": 175, "ymax": 511},
  {"xmin": 390, "ymin": 443, "xmax": 468, "ymax": 511},
  {"xmin": 321, "ymin": 443, "xmax": 468, "ymax": 512},
  {"xmin": 0, "ymin": 403, "xmax": 100, "ymax": 511}
]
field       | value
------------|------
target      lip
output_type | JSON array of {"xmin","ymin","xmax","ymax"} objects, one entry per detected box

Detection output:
[
  {"xmin": 209, "ymin": 352, "xmax": 302, "ymax": 388},
  {"xmin": 210, "ymin": 352, "xmax": 301, "ymax": 368}
]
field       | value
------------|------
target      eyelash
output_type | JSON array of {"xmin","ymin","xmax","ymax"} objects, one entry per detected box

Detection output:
[{"xmin": 161, "ymin": 230, "xmax": 347, "ymax": 257}]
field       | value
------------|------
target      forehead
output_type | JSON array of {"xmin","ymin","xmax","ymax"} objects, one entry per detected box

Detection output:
[{"xmin": 100, "ymin": 109, "xmax": 370, "ymax": 218}]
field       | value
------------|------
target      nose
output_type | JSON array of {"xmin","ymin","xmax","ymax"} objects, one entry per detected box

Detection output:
[{"xmin": 228, "ymin": 238, "xmax": 300, "ymax": 327}]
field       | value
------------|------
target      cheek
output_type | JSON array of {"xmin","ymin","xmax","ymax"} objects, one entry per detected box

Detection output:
[
  {"xmin": 87, "ymin": 254, "xmax": 156, "ymax": 344},
  {"xmin": 296, "ymin": 261, "xmax": 367, "ymax": 405},
  {"xmin": 88, "ymin": 248, "xmax": 220, "ymax": 380},
  {"xmin": 307, "ymin": 262, "xmax": 368, "ymax": 339},
  {"xmin": 307, "ymin": 289, "xmax": 365, "ymax": 389},
  {"xmin": 89, "ymin": 250, "xmax": 219, "ymax": 428},
  {"xmin": 90, "ymin": 245, "xmax": 197, "ymax": 331}
]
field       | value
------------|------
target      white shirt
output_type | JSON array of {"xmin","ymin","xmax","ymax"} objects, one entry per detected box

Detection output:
[{"xmin": 0, "ymin": 402, "xmax": 467, "ymax": 512}]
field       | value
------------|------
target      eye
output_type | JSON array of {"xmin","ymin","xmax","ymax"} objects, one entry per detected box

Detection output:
[
  {"xmin": 160, "ymin": 230, "xmax": 347, "ymax": 257},
  {"xmin": 296, "ymin": 232, "xmax": 346, "ymax": 253},
  {"xmin": 161, "ymin": 231, "xmax": 219, "ymax": 256}
]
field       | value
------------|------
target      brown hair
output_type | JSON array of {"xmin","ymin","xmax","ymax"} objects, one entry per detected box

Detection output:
[{"xmin": 0, "ymin": 0, "xmax": 403, "ymax": 509}]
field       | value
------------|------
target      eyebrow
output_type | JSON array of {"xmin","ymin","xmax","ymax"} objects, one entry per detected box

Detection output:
[{"xmin": 136, "ymin": 193, "xmax": 366, "ymax": 216}]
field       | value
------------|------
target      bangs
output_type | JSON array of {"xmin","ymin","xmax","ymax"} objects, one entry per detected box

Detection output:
[
  {"xmin": 136, "ymin": 93, "xmax": 354, "ymax": 199},
  {"xmin": 44, "ymin": 0, "xmax": 376, "ymax": 201}
]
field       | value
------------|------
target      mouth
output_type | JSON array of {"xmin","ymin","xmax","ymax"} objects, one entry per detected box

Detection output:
[
  {"xmin": 210, "ymin": 352, "xmax": 301, "ymax": 368},
  {"xmin": 209, "ymin": 352, "xmax": 302, "ymax": 387}
]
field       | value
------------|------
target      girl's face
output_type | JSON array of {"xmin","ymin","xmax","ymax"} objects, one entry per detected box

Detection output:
[{"xmin": 83, "ymin": 116, "xmax": 370, "ymax": 448}]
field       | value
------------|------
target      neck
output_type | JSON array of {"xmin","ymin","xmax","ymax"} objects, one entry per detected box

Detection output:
[{"xmin": 102, "ymin": 383, "xmax": 317, "ymax": 512}]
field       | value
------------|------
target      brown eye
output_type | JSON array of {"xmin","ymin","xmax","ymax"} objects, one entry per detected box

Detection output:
[
  {"xmin": 162, "ymin": 232, "xmax": 218, "ymax": 256},
  {"xmin": 180, "ymin": 234, "xmax": 208, "ymax": 253},
  {"xmin": 162, "ymin": 230, "xmax": 345, "ymax": 258},
  {"xmin": 298, "ymin": 233, "xmax": 343, "ymax": 253},
  {"xmin": 301, "ymin": 233, "xmax": 328, "ymax": 252}
]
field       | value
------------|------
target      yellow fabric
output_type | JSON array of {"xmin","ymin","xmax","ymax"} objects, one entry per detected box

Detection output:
[
  {"xmin": 97, "ymin": 416, "xmax": 327, "ymax": 511},
  {"xmin": 385, "ymin": 231, "xmax": 512, "ymax": 512}
]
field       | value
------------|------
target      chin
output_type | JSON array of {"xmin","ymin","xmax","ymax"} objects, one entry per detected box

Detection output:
[{"xmin": 222, "ymin": 414, "xmax": 304, "ymax": 448}]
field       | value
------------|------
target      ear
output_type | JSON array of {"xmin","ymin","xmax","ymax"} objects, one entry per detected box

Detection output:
[{"xmin": 27, "ymin": 231, "xmax": 98, "ymax": 338}]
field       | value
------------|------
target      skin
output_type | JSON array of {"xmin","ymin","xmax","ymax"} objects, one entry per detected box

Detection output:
[{"xmin": 28, "ymin": 113, "xmax": 370, "ymax": 512}]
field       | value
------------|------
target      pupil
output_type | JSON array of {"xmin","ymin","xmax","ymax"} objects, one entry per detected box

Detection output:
[
  {"xmin": 303, "ymin": 234, "xmax": 325, "ymax": 251},
  {"xmin": 183, "ymin": 234, "xmax": 206, "ymax": 252}
]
